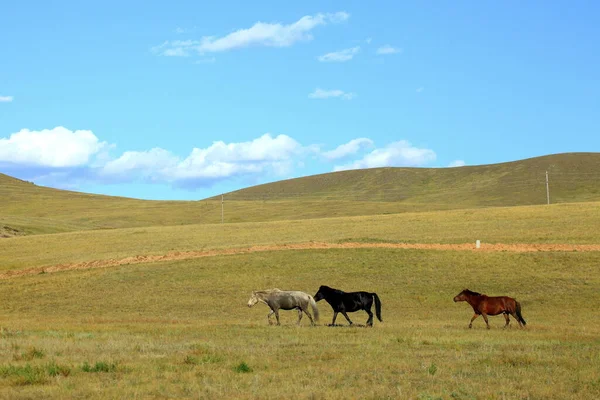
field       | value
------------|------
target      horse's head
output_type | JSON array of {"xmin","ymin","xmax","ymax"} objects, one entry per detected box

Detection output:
[
  {"xmin": 313, "ymin": 285, "xmax": 329, "ymax": 302},
  {"xmin": 453, "ymin": 289, "xmax": 468, "ymax": 302},
  {"xmin": 247, "ymin": 292, "xmax": 259, "ymax": 307}
]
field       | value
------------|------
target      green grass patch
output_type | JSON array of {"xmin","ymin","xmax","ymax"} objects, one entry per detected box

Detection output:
[
  {"xmin": 233, "ymin": 362, "xmax": 252, "ymax": 373},
  {"xmin": 80, "ymin": 361, "xmax": 118, "ymax": 373},
  {"xmin": 46, "ymin": 361, "xmax": 71, "ymax": 377},
  {"xmin": 0, "ymin": 364, "xmax": 47, "ymax": 386},
  {"xmin": 0, "ymin": 362, "xmax": 70, "ymax": 386},
  {"xmin": 13, "ymin": 347, "xmax": 45, "ymax": 361}
]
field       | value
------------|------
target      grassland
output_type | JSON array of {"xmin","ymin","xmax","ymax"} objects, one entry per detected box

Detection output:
[
  {"xmin": 2, "ymin": 201, "xmax": 599, "ymax": 274},
  {"xmin": 219, "ymin": 152, "xmax": 600, "ymax": 204},
  {"xmin": 3, "ymin": 153, "xmax": 600, "ymax": 237},
  {"xmin": 2, "ymin": 153, "xmax": 600, "ymax": 398},
  {"xmin": 1, "ymin": 249, "xmax": 599, "ymax": 399}
]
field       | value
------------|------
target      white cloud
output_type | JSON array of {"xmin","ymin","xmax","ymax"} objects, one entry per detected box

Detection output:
[
  {"xmin": 0, "ymin": 96, "xmax": 13, "ymax": 102},
  {"xmin": 101, "ymin": 134, "xmax": 303, "ymax": 183},
  {"xmin": 448, "ymin": 160, "xmax": 466, "ymax": 167},
  {"xmin": 0, "ymin": 126, "xmax": 108, "ymax": 167},
  {"xmin": 416, "ymin": 87, "xmax": 424, "ymax": 93},
  {"xmin": 334, "ymin": 140, "xmax": 436, "ymax": 171},
  {"xmin": 101, "ymin": 148, "xmax": 179, "ymax": 180},
  {"xmin": 318, "ymin": 46, "xmax": 360, "ymax": 62},
  {"xmin": 175, "ymin": 27, "xmax": 185, "ymax": 34},
  {"xmin": 164, "ymin": 47, "xmax": 190, "ymax": 57},
  {"xmin": 152, "ymin": 40, "xmax": 197, "ymax": 57},
  {"xmin": 153, "ymin": 12, "xmax": 349, "ymax": 56},
  {"xmin": 365, "ymin": 38, "xmax": 372, "ymax": 44},
  {"xmin": 322, "ymin": 138, "xmax": 373, "ymax": 160},
  {"xmin": 376, "ymin": 45, "xmax": 401, "ymax": 55},
  {"xmin": 0, "ymin": 126, "xmax": 450, "ymax": 192},
  {"xmin": 309, "ymin": 88, "xmax": 356, "ymax": 100}
]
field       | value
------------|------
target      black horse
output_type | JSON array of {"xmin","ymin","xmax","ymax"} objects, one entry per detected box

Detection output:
[{"xmin": 313, "ymin": 285, "xmax": 382, "ymax": 326}]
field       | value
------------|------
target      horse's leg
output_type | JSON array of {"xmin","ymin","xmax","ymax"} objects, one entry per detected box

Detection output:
[
  {"xmin": 482, "ymin": 313, "xmax": 490, "ymax": 329},
  {"xmin": 503, "ymin": 313, "xmax": 510, "ymax": 328},
  {"xmin": 341, "ymin": 311, "xmax": 353, "ymax": 326},
  {"xmin": 304, "ymin": 309, "xmax": 315, "ymax": 326},
  {"xmin": 274, "ymin": 309, "xmax": 281, "ymax": 326},
  {"xmin": 510, "ymin": 312, "xmax": 523, "ymax": 328},
  {"xmin": 267, "ymin": 310, "xmax": 275, "ymax": 325},
  {"xmin": 365, "ymin": 307, "xmax": 374, "ymax": 327},
  {"xmin": 331, "ymin": 312, "xmax": 339, "ymax": 326},
  {"xmin": 297, "ymin": 308, "xmax": 303, "ymax": 325},
  {"xmin": 300, "ymin": 304, "xmax": 315, "ymax": 326},
  {"xmin": 469, "ymin": 313, "xmax": 479, "ymax": 328}
]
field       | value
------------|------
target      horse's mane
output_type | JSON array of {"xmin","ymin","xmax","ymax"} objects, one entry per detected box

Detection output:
[
  {"xmin": 320, "ymin": 285, "xmax": 345, "ymax": 294},
  {"xmin": 254, "ymin": 288, "xmax": 281, "ymax": 295},
  {"xmin": 464, "ymin": 289, "xmax": 483, "ymax": 296}
]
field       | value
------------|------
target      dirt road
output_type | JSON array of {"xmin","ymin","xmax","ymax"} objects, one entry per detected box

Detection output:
[{"xmin": 2, "ymin": 241, "xmax": 599, "ymax": 280}]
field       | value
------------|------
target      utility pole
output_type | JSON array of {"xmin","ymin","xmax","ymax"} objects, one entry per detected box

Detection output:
[
  {"xmin": 221, "ymin": 194, "xmax": 224, "ymax": 223},
  {"xmin": 545, "ymin": 171, "xmax": 550, "ymax": 205}
]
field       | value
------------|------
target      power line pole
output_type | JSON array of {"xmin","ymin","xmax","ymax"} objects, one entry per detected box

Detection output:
[
  {"xmin": 221, "ymin": 194, "xmax": 224, "ymax": 223},
  {"xmin": 545, "ymin": 171, "xmax": 550, "ymax": 205}
]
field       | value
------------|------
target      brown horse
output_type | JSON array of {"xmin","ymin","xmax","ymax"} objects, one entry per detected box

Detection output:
[{"xmin": 453, "ymin": 289, "xmax": 526, "ymax": 329}]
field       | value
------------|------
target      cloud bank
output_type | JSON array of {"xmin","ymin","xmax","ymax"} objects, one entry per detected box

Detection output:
[{"xmin": 2, "ymin": 127, "xmax": 444, "ymax": 191}]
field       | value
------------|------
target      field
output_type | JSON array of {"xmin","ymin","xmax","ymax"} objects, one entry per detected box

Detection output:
[
  {"xmin": 1, "ymin": 248, "xmax": 599, "ymax": 399},
  {"xmin": 1, "ymin": 155, "xmax": 600, "ymax": 399},
  {"xmin": 1, "ymin": 204, "xmax": 600, "ymax": 398}
]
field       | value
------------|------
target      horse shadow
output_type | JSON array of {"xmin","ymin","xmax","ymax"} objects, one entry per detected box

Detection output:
[{"xmin": 326, "ymin": 323, "xmax": 369, "ymax": 328}]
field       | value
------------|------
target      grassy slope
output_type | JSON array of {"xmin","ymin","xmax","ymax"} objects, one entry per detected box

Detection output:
[
  {"xmin": 2, "ymin": 152, "xmax": 600, "ymax": 236},
  {"xmin": 220, "ymin": 152, "xmax": 600, "ymax": 203},
  {"xmin": 0, "ymin": 174, "xmax": 217, "ymax": 236},
  {"xmin": 1, "ymin": 201, "xmax": 599, "ymax": 273},
  {"xmin": 1, "ymin": 249, "xmax": 598, "ymax": 399}
]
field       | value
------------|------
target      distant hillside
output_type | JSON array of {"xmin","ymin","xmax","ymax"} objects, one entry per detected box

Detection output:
[
  {"xmin": 2, "ymin": 152, "xmax": 600, "ymax": 236},
  {"xmin": 218, "ymin": 153, "xmax": 600, "ymax": 205},
  {"xmin": 0, "ymin": 174, "xmax": 216, "ymax": 236}
]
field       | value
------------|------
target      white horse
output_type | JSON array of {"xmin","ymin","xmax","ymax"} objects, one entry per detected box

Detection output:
[{"xmin": 247, "ymin": 289, "xmax": 320, "ymax": 326}]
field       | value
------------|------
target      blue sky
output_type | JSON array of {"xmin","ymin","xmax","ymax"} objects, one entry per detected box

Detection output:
[{"xmin": 1, "ymin": 1, "xmax": 599, "ymax": 200}]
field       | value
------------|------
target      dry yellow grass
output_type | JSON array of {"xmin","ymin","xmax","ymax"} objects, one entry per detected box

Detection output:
[
  {"xmin": 0, "ymin": 249, "xmax": 599, "ymax": 399},
  {"xmin": 2, "ymin": 178, "xmax": 599, "ymax": 398},
  {"xmin": 1, "ymin": 201, "xmax": 600, "ymax": 273}
]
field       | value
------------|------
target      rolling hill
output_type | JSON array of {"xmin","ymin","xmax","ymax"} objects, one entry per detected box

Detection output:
[
  {"xmin": 219, "ymin": 152, "xmax": 600, "ymax": 203},
  {"xmin": 2, "ymin": 152, "xmax": 600, "ymax": 236}
]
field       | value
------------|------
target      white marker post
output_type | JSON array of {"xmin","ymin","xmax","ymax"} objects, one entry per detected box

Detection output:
[{"xmin": 476, "ymin": 240, "xmax": 481, "ymax": 249}]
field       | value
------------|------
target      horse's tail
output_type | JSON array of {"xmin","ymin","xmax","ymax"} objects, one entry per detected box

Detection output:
[
  {"xmin": 308, "ymin": 295, "xmax": 319, "ymax": 323},
  {"xmin": 372, "ymin": 293, "xmax": 383, "ymax": 322},
  {"xmin": 515, "ymin": 301, "xmax": 526, "ymax": 326}
]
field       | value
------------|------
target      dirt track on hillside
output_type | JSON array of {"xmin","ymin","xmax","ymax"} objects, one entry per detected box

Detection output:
[{"xmin": 2, "ymin": 241, "xmax": 600, "ymax": 280}]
